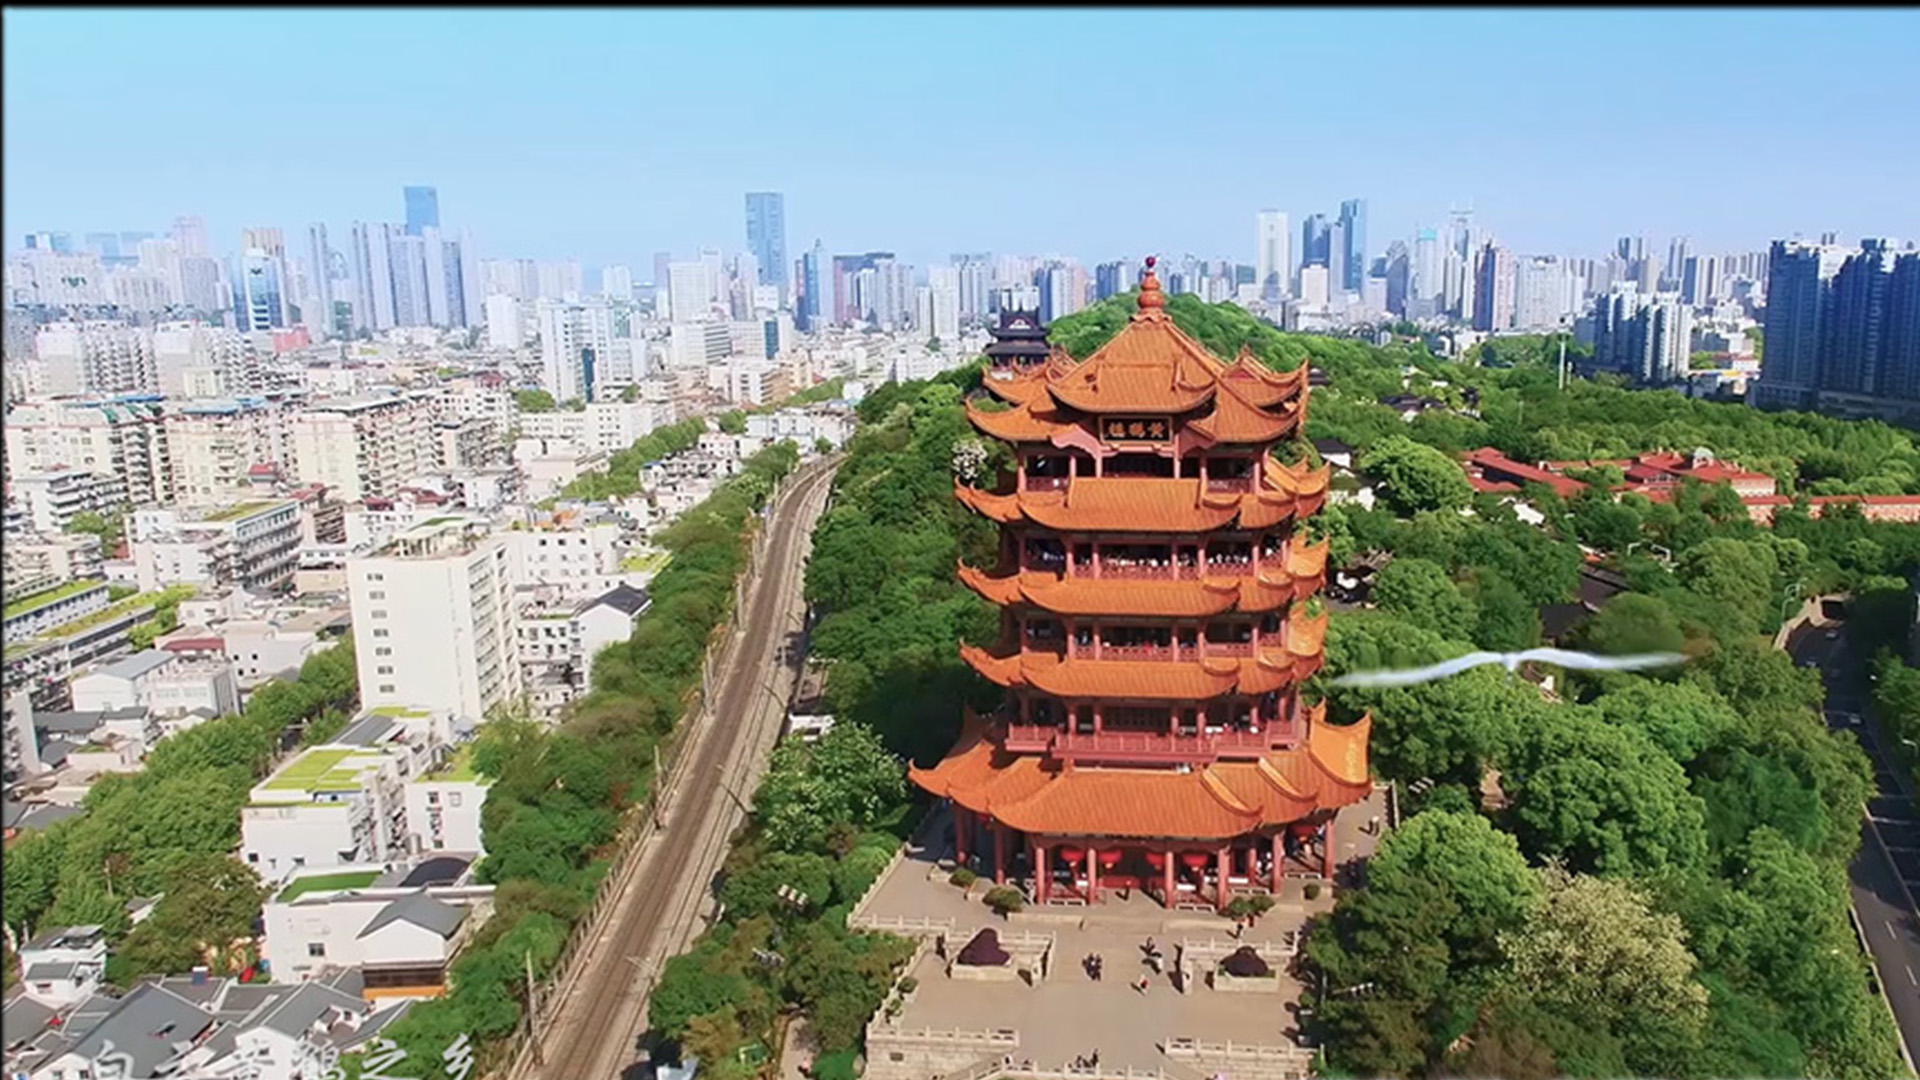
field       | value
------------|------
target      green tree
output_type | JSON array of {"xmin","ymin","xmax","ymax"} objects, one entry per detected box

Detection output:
[
  {"xmin": 110, "ymin": 855, "xmax": 267, "ymax": 981},
  {"xmin": 1371, "ymin": 557, "xmax": 1477, "ymax": 638},
  {"xmin": 1581, "ymin": 592, "xmax": 1688, "ymax": 656},
  {"xmin": 1464, "ymin": 569, "xmax": 1541, "ymax": 652},
  {"xmin": 1502, "ymin": 710, "xmax": 1708, "ymax": 875},
  {"xmin": 1500, "ymin": 865, "xmax": 1709, "ymax": 1071},
  {"xmin": 515, "ymin": 388, "xmax": 557, "ymax": 412},
  {"xmin": 1361, "ymin": 435, "xmax": 1474, "ymax": 516},
  {"xmin": 753, "ymin": 723, "xmax": 905, "ymax": 852}
]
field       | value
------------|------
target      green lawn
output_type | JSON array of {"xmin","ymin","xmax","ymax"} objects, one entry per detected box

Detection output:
[
  {"xmin": 370, "ymin": 705, "xmax": 430, "ymax": 718},
  {"xmin": 35, "ymin": 584, "xmax": 194, "ymax": 640},
  {"xmin": 200, "ymin": 500, "xmax": 290, "ymax": 522},
  {"xmin": 3, "ymin": 579, "xmax": 107, "ymax": 620},
  {"xmin": 261, "ymin": 747, "xmax": 383, "ymax": 792},
  {"xmin": 620, "ymin": 549, "xmax": 673, "ymax": 573},
  {"xmin": 278, "ymin": 869, "xmax": 382, "ymax": 902},
  {"xmin": 420, "ymin": 742, "xmax": 478, "ymax": 783}
]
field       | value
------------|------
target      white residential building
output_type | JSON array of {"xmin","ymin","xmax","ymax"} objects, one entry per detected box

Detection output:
[
  {"xmin": 31, "ymin": 321, "xmax": 159, "ymax": 396},
  {"xmin": 10, "ymin": 469, "xmax": 128, "ymax": 534},
  {"xmin": 262, "ymin": 875, "xmax": 490, "ymax": 995},
  {"xmin": 517, "ymin": 400, "xmax": 663, "ymax": 455},
  {"xmin": 14, "ymin": 925, "xmax": 109, "ymax": 1007},
  {"xmin": 162, "ymin": 398, "xmax": 289, "ymax": 504},
  {"xmin": 515, "ymin": 582, "xmax": 651, "ymax": 718},
  {"xmin": 240, "ymin": 710, "xmax": 467, "ymax": 884},
  {"xmin": 70, "ymin": 649, "xmax": 239, "ymax": 719},
  {"xmin": 4, "ymin": 397, "xmax": 171, "ymax": 506},
  {"xmin": 129, "ymin": 500, "xmax": 301, "ymax": 593},
  {"xmin": 289, "ymin": 392, "xmax": 437, "ymax": 501},
  {"xmin": 347, "ymin": 516, "xmax": 520, "ymax": 719}
]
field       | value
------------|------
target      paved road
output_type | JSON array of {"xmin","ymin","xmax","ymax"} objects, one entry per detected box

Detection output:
[
  {"xmin": 519, "ymin": 457, "xmax": 839, "ymax": 1080},
  {"xmin": 1789, "ymin": 625, "xmax": 1920, "ymax": 1070}
]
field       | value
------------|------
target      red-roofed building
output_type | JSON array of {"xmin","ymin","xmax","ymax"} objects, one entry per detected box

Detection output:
[{"xmin": 911, "ymin": 258, "xmax": 1372, "ymax": 913}]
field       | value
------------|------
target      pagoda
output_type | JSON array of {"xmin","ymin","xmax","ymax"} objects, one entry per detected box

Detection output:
[
  {"xmin": 911, "ymin": 257, "xmax": 1372, "ymax": 913},
  {"xmin": 983, "ymin": 305, "xmax": 1052, "ymax": 373}
]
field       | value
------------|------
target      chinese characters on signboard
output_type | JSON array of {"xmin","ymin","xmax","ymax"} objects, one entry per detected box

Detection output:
[{"xmin": 1102, "ymin": 417, "xmax": 1169, "ymax": 443}]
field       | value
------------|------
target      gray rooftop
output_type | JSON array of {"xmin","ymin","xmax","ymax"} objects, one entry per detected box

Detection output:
[
  {"xmin": 252, "ymin": 981, "xmax": 367, "ymax": 1039},
  {"xmin": 2, "ymin": 994, "xmax": 57, "ymax": 1047},
  {"xmin": 358, "ymin": 892, "xmax": 465, "ymax": 940},
  {"xmin": 584, "ymin": 581, "xmax": 651, "ymax": 617},
  {"xmin": 22, "ymin": 962, "xmax": 79, "ymax": 981},
  {"xmin": 332, "ymin": 714, "xmax": 397, "ymax": 747},
  {"xmin": 85, "ymin": 649, "xmax": 177, "ymax": 682},
  {"xmin": 66, "ymin": 983, "xmax": 215, "ymax": 1078}
]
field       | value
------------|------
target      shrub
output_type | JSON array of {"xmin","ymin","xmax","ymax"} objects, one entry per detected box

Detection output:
[
  {"xmin": 898, "ymin": 975, "xmax": 919, "ymax": 995},
  {"xmin": 948, "ymin": 867, "xmax": 978, "ymax": 888},
  {"xmin": 1304, "ymin": 883, "xmax": 1322, "ymax": 900},
  {"xmin": 982, "ymin": 885, "xmax": 1025, "ymax": 916}
]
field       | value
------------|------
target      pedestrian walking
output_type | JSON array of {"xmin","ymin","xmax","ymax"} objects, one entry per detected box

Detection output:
[{"xmin": 1135, "ymin": 973, "xmax": 1151, "ymax": 994}]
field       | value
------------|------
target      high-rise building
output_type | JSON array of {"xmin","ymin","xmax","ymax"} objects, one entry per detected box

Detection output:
[
  {"xmin": 831, "ymin": 252, "xmax": 894, "ymax": 326},
  {"xmin": 486, "ymin": 294, "xmax": 524, "ymax": 350},
  {"xmin": 667, "ymin": 262, "xmax": 713, "ymax": 323},
  {"xmin": 917, "ymin": 259, "xmax": 1371, "ymax": 912},
  {"xmin": 1512, "ymin": 256, "xmax": 1573, "ymax": 331},
  {"xmin": 1299, "ymin": 214, "xmax": 1331, "ymax": 273},
  {"xmin": 1471, "ymin": 243, "xmax": 1515, "ymax": 332},
  {"xmin": 952, "ymin": 254, "xmax": 992, "ymax": 322},
  {"xmin": 1680, "ymin": 254, "xmax": 1720, "ymax": 306},
  {"xmin": 1338, "ymin": 199, "xmax": 1367, "ymax": 294},
  {"xmin": 1882, "ymin": 251, "xmax": 1920, "ymax": 403},
  {"xmin": 234, "ymin": 249, "xmax": 288, "ymax": 332},
  {"xmin": 348, "ymin": 516, "xmax": 521, "ymax": 719},
  {"xmin": 305, "ymin": 224, "xmax": 335, "ymax": 341},
  {"xmin": 403, "ymin": 186, "xmax": 440, "ymax": 237},
  {"xmin": 1821, "ymin": 239, "xmax": 1896, "ymax": 396},
  {"xmin": 744, "ymin": 192, "xmax": 788, "ymax": 295},
  {"xmin": 1592, "ymin": 285, "xmax": 1690, "ymax": 386},
  {"xmin": 603, "ymin": 265, "xmax": 633, "ymax": 302},
  {"xmin": 799, "ymin": 242, "xmax": 826, "ymax": 331},
  {"xmin": 1384, "ymin": 241, "xmax": 1410, "ymax": 317},
  {"xmin": 349, "ymin": 222, "xmax": 397, "ymax": 331},
  {"xmin": 387, "ymin": 233, "xmax": 431, "ymax": 327},
  {"xmin": 1754, "ymin": 239, "xmax": 1848, "ymax": 409},
  {"xmin": 1663, "ymin": 236, "xmax": 1691, "ymax": 291},
  {"xmin": 1255, "ymin": 210, "xmax": 1292, "ymax": 300}
]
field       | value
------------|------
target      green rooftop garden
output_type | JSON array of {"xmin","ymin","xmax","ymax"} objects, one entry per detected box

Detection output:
[
  {"xmin": 34, "ymin": 584, "xmax": 195, "ymax": 641},
  {"xmin": 419, "ymin": 742, "xmax": 479, "ymax": 783},
  {"xmin": 619, "ymin": 549, "xmax": 673, "ymax": 574},
  {"xmin": 369, "ymin": 705, "xmax": 430, "ymax": 718},
  {"xmin": 3, "ymin": 579, "xmax": 108, "ymax": 620},
  {"xmin": 260, "ymin": 746, "xmax": 385, "ymax": 793},
  {"xmin": 278, "ymin": 869, "xmax": 382, "ymax": 902},
  {"xmin": 200, "ymin": 500, "xmax": 292, "ymax": 522}
]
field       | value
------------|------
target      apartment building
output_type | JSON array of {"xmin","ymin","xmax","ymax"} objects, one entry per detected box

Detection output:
[
  {"xmin": 347, "ymin": 516, "xmax": 520, "ymax": 719},
  {"xmin": 163, "ymin": 397, "xmax": 289, "ymax": 504},
  {"xmin": 505, "ymin": 515, "xmax": 624, "ymax": 592},
  {"xmin": 288, "ymin": 391, "xmax": 436, "ymax": 502},
  {"xmin": 745, "ymin": 407, "xmax": 853, "ymax": 450},
  {"xmin": 3, "ymin": 580, "xmax": 113, "ymax": 644},
  {"xmin": 240, "ymin": 709, "xmax": 463, "ymax": 884},
  {"xmin": 69, "ymin": 648, "xmax": 239, "ymax": 719},
  {"xmin": 31, "ymin": 320, "xmax": 160, "ymax": 396},
  {"xmin": 514, "ymin": 583, "xmax": 650, "ymax": 718},
  {"xmin": 9, "ymin": 467, "xmax": 129, "ymax": 534},
  {"xmin": 516, "ymin": 399, "xmax": 664, "ymax": 454},
  {"xmin": 129, "ymin": 500, "xmax": 301, "ymax": 594},
  {"xmin": 2, "ymin": 532, "xmax": 104, "ymax": 587},
  {"xmin": 3, "ymin": 396, "xmax": 171, "ymax": 505}
]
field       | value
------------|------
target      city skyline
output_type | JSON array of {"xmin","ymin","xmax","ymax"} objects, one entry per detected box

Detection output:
[{"xmin": 6, "ymin": 9, "xmax": 1917, "ymax": 272}]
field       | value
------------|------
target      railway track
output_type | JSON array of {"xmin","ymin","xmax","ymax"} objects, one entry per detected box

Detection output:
[{"xmin": 522, "ymin": 458, "xmax": 839, "ymax": 1080}]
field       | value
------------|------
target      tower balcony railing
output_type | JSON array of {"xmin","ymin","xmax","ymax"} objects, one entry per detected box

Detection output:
[
  {"xmin": 1023, "ymin": 475, "xmax": 1069, "ymax": 492},
  {"xmin": 1097, "ymin": 563, "xmax": 1200, "ymax": 581},
  {"xmin": 1206, "ymin": 476, "xmax": 1253, "ymax": 493},
  {"xmin": 1093, "ymin": 643, "xmax": 1175, "ymax": 662},
  {"xmin": 1202, "ymin": 641, "xmax": 1255, "ymax": 658}
]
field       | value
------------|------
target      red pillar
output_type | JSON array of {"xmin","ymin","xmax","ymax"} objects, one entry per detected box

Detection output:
[
  {"xmin": 1035, "ymin": 841, "xmax": 1050, "ymax": 904},
  {"xmin": 993, "ymin": 825, "xmax": 1007, "ymax": 884},
  {"xmin": 1163, "ymin": 849, "xmax": 1177, "ymax": 908},
  {"xmin": 1086, "ymin": 845, "xmax": 1100, "ymax": 904},
  {"xmin": 953, "ymin": 805, "xmax": 969, "ymax": 866},
  {"xmin": 1215, "ymin": 846, "xmax": 1232, "ymax": 912},
  {"xmin": 1321, "ymin": 820, "xmax": 1335, "ymax": 880},
  {"xmin": 1270, "ymin": 832, "xmax": 1284, "ymax": 894}
]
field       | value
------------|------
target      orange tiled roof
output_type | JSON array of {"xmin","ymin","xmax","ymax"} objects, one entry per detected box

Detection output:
[
  {"xmin": 954, "ymin": 472, "xmax": 1327, "ymax": 534},
  {"xmin": 909, "ymin": 702, "xmax": 1373, "ymax": 840},
  {"xmin": 959, "ymin": 641, "xmax": 1320, "ymax": 699},
  {"xmin": 959, "ymin": 567, "xmax": 1297, "ymax": 617}
]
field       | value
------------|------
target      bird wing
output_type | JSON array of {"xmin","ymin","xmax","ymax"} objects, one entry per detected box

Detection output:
[
  {"xmin": 1332, "ymin": 652, "xmax": 1501, "ymax": 688},
  {"xmin": 1521, "ymin": 648, "xmax": 1685, "ymax": 672}
]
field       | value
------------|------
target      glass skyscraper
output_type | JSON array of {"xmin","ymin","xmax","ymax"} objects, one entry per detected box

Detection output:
[
  {"xmin": 404, "ymin": 186, "xmax": 440, "ymax": 236},
  {"xmin": 1339, "ymin": 198, "xmax": 1368, "ymax": 293},
  {"xmin": 745, "ymin": 192, "xmax": 788, "ymax": 292}
]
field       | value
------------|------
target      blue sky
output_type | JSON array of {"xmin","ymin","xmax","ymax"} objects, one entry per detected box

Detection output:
[{"xmin": 5, "ymin": 9, "xmax": 1916, "ymax": 275}]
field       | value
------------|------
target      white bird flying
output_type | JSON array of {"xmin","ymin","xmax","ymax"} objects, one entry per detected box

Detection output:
[{"xmin": 1331, "ymin": 648, "xmax": 1684, "ymax": 689}]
